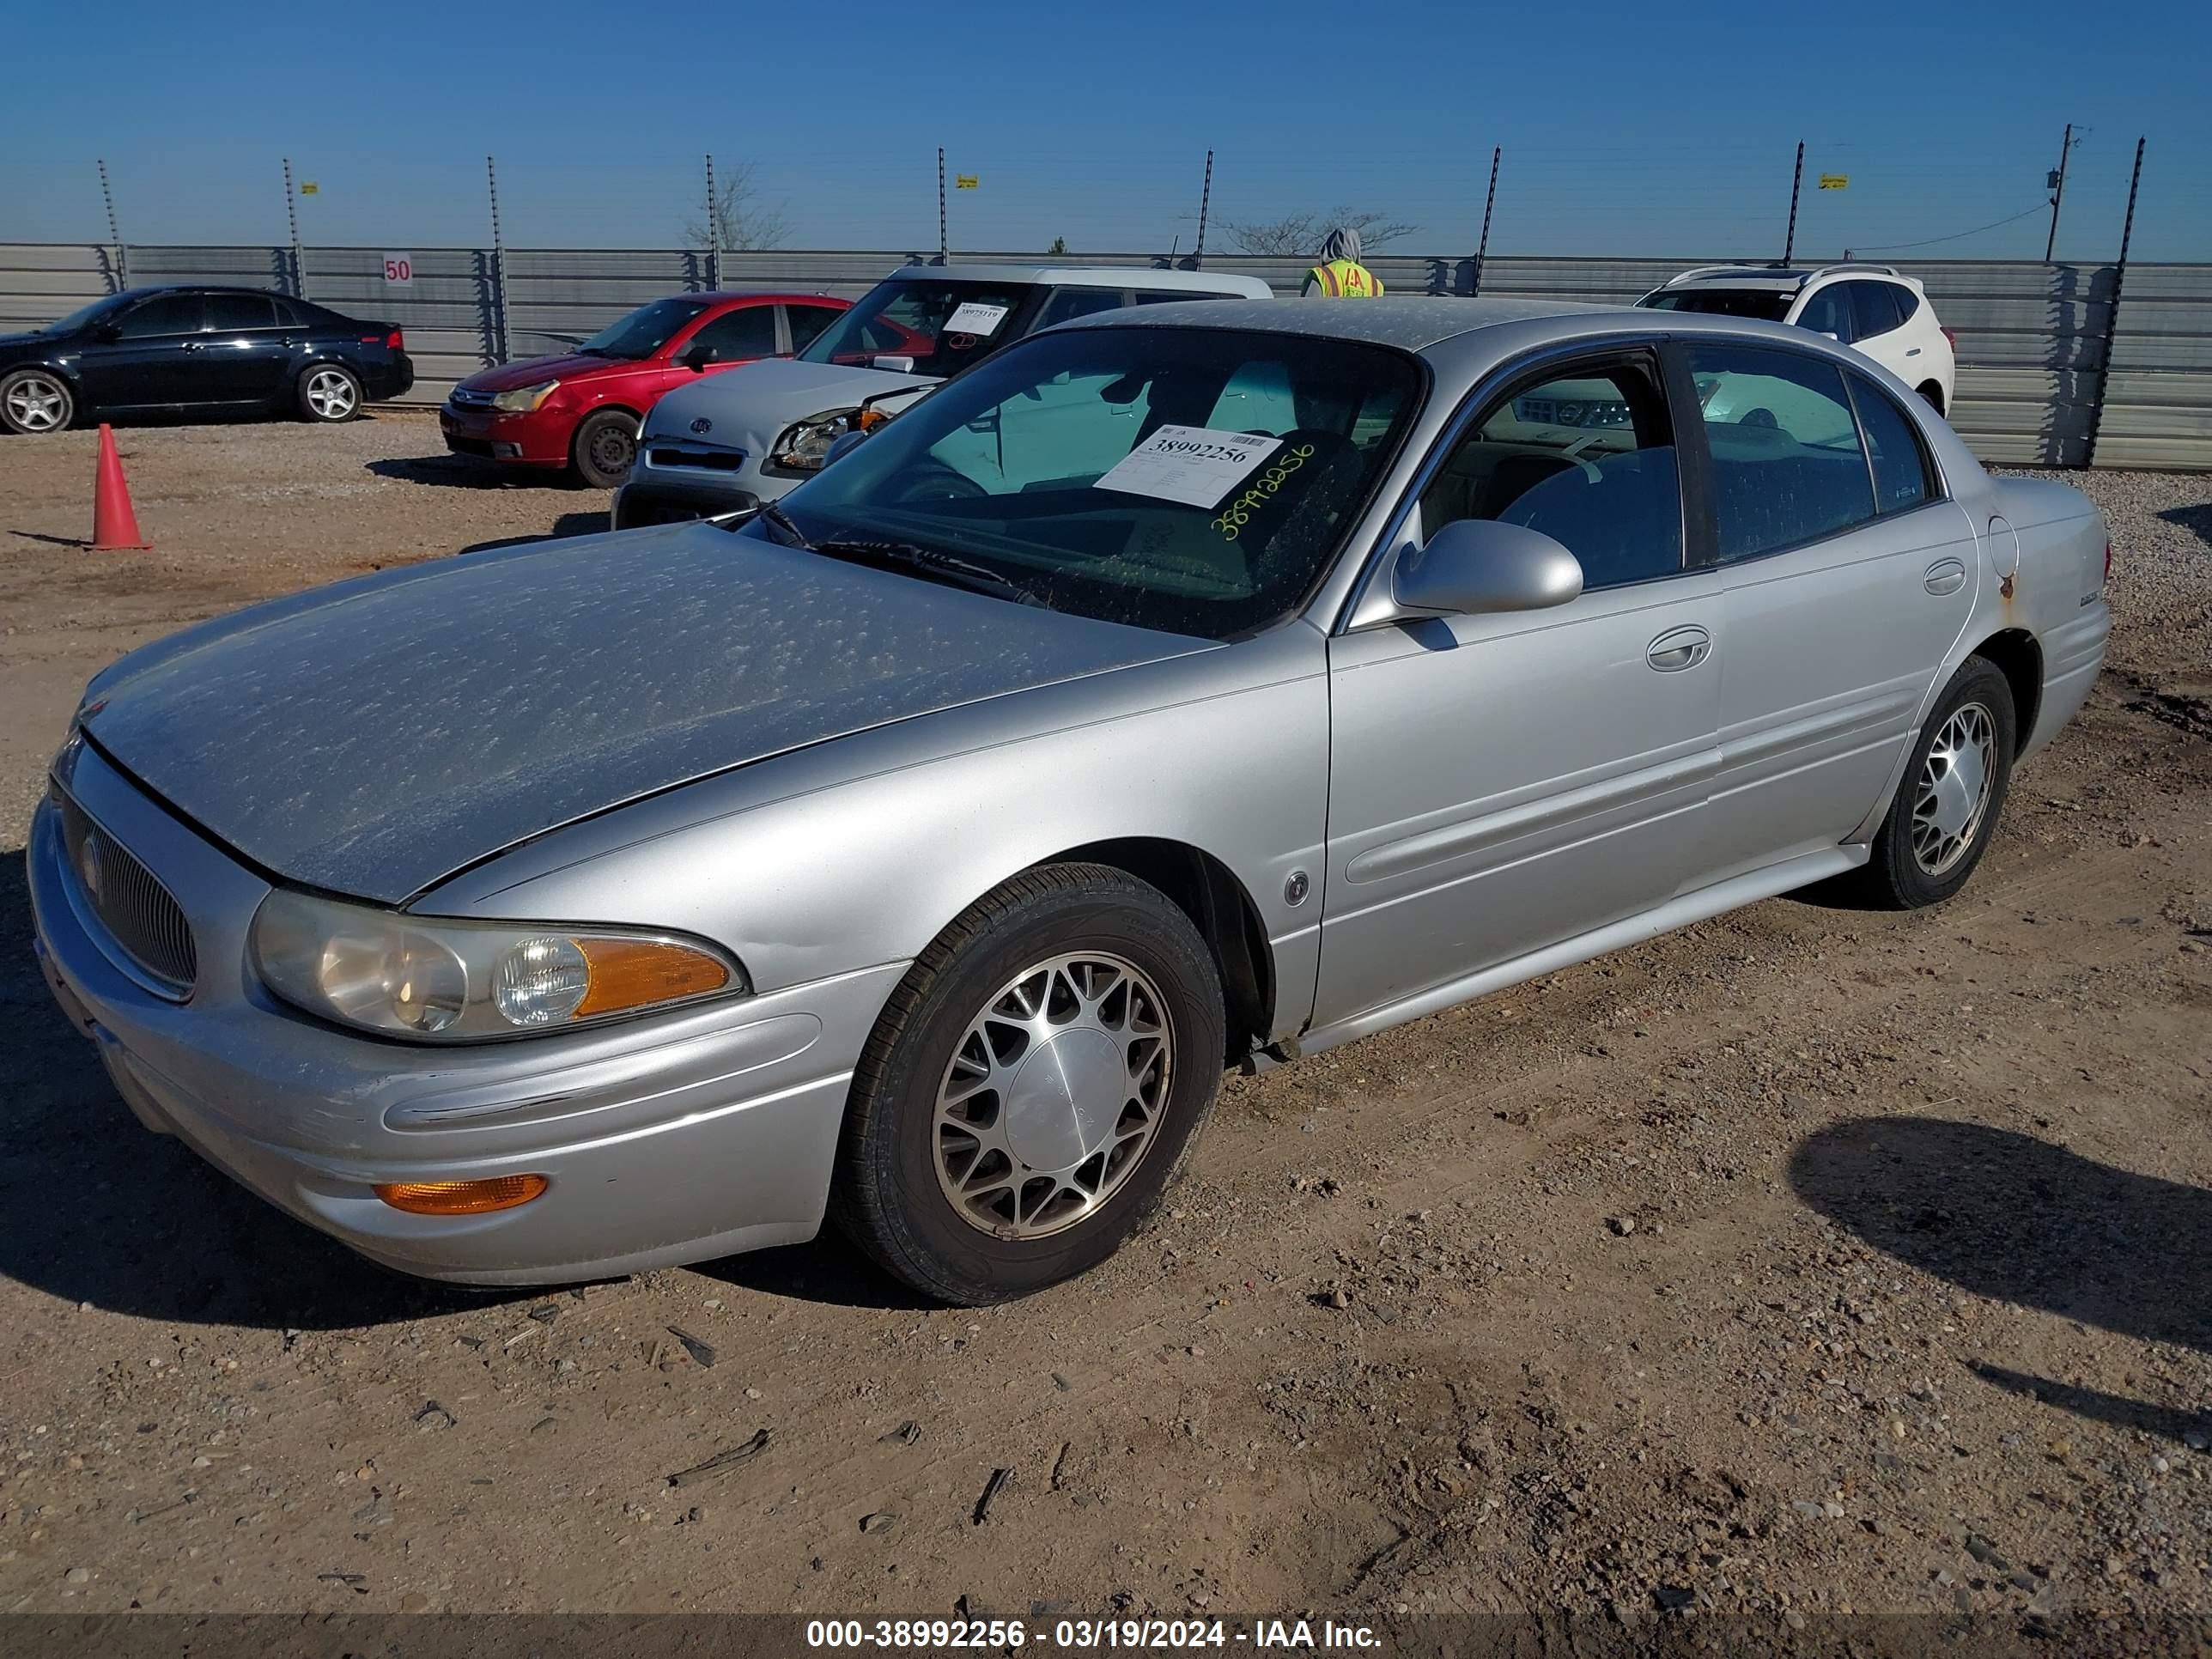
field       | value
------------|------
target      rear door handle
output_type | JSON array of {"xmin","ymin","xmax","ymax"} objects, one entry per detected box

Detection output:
[
  {"xmin": 1647, "ymin": 624, "xmax": 1712, "ymax": 672},
  {"xmin": 179, "ymin": 340, "xmax": 204, "ymax": 352},
  {"xmin": 1923, "ymin": 556, "xmax": 1966, "ymax": 596}
]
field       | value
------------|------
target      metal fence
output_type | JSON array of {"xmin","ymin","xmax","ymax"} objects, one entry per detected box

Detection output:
[{"xmin": 5, "ymin": 241, "xmax": 2210, "ymax": 470}]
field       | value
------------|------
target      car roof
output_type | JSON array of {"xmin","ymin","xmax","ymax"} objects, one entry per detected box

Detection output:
[
  {"xmin": 1066, "ymin": 295, "xmax": 1615, "ymax": 352},
  {"xmin": 1657, "ymin": 263, "xmax": 1919, "ymax": 292},
  {"xmin": 884, "ymin": 263, "xmax": 1273, "ymax": 297},
  {"xmin": 690, "ymin": 290, "xmax": 849, "ymax": 303}
]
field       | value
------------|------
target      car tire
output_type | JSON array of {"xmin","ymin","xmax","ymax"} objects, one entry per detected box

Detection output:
[
  {"xmin": 1917, "ymin": 381, "xmax": 1946, "ymax": 416},
  {"xmin": 0, "ymin": 368, "xmax": 75, "ymax": 434},
  {"xmin": 297, "ymin": 364, "xmax": 362, "ymax": 423},
  {"xmin": 831, "ymin": 862, "xmax": 1225, "ymax": 1305},
  {"xmin": 571, "ymin": 409, "xmax": 639, "ymax": 489},
  {"xmin": 1848, "ymin": 656, "xmax": 2015, "ymax": 910}
]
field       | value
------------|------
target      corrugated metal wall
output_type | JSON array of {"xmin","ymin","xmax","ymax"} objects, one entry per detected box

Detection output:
[{"xmin": 5, "ymin": 242, "xmax": 2210, "ymax": 470}]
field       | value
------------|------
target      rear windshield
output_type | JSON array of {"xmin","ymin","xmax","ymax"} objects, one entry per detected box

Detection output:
[
  {"xmin": 797, "ymin": 278, "xmax": 1035, "ymax": 375},
  {"xmin": 1640, "ymin": 289, "xmax": 1793, "ymax": 323}
]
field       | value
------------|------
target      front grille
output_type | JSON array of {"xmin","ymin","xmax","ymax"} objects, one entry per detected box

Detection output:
[
  {"xmin": 448, "ymin": 386, "xmax": 497, "ymax": 410},
  {"xmin": 647, "ymin": 446, "xmax": 746, "ymax": 471},
  {"xmin": 53, "ymin": 786, "xmax": 198, "ymax": 997},
  {"xmin": 446, "ymin": 435, "xmax": 495, "ymax": 458}
]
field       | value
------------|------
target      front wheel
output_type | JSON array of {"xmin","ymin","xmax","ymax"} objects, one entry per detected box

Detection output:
[
  {"xmin": 298, "ymin": 363, "xmax": 362, "ymax": 422},
  {"xmin": 571, "ymin": 408, "xmax": 639, "ymax": 489},
  {"xmin": 1850, "ymin": 656, "xmax": 2015, "ymax": 909},
  {"xmin": 0, "ymin": 368, "xmax": 75, "ymax": 434},
  {"xmin": 832, "ymin": 864, "xmax": 1225, "ymax": 1304}
]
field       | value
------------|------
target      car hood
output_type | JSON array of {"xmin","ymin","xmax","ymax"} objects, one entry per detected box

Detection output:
[
  {"xmin": 455, "ymin": 352, "xmax": 623, "ymax": 393},
  {"xmin": 79, "ymin": 524, "xmax": 1211, "ymax": 905},
  {"xmin": 641, "ymin": 356, "xmax": 940, "ymax": 442}
]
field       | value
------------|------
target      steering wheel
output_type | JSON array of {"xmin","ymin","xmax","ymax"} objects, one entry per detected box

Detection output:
[
  {"xmin": 889, "ymin": 458, "xmax": 990, "ymax": 502},
  {"xmin": 1739, "ymin": 407, "xmax": 1778, "ymax": 429}
]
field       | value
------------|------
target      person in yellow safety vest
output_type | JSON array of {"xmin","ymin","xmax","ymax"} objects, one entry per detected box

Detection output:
[{"xmin": 1302, "ymin": 227, "xmax": 1384, "ymax": 298}]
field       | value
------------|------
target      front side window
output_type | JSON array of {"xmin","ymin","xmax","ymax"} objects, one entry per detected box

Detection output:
[
  {"xmin": 1847, "ymin": 281, "xmax": 1902, "ymax": 340},
  {"xmin": 115, "ymin": 294, "xmax": 204, "ymax": 338},
  {"xmin": 1847, "ymin": 373, "xmax": 1936, "ymax": 514},
  {"xmin": 1687, "ymin": 343, "xmax": 1876, "ymax": 561},
  {"xmin": 796, "ymin": 278, "xmax": 1033, "ymax": 374},
  {"xmin": 1419, "ymin": 357, "xmax": 1683, "ymax": 590},
  {"xmin": 769, "ymin": 326, "xmax": 1420, "ymax": 638},
  {"xmin": 1640, "ymin": 288, "xmax": 1792, "ymax": 323},
  {"xmin": 575, "ymin": 298, "xmax": 711, "ymax": 362},
  {"xmin": 681, "ymin": 304, "xmax": 779, "ymax": 363},
  {"xmin": 1793, "ymin": 284, "xmax": 1853, "ymax": 342},
  {"xmin": 204, "ymin": 293, "xmax": 278, "ymax": 331}
]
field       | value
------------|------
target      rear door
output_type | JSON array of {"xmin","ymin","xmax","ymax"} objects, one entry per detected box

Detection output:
[
  {"xmin": 198, "ymin": 292, "xmax": 295, "ymax": 404},
  {"xmin": 1679, "ymin": 340, "xmax": 1977, "ymax": 879},
  {"xmin": 76, "ymin": 292, "xmax": 206, "ymax": 409}
]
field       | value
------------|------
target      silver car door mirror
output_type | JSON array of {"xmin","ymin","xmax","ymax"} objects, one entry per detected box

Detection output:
[{"xmin": 1392, "ymin": 518, "xmax": 1584, "ymax": 617}]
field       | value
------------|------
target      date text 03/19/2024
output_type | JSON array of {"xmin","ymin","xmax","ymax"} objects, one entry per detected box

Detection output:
[{"xmin": 805, "ymin": 1618, "xmax": 1383, "ymax": 1649}]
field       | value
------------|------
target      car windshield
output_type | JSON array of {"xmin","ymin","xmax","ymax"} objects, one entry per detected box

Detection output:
[
  {"xmin": 796, "ymin": 278, "xmax": 1035, "ymax": 374},
  {"xmin": 763, "ymin": 325, "xmax": 1422, "ymax": 640},
  {"xmin": 40, "ymin": 294, "xmax": 134, "ymax": 335},
  {"xmin": 575, "ymin": 297, "xmax": 712, "ymax": 360},
  {"xmin": 1640, "ymin": 289, "xmax": 1793, "ymax": 322}
]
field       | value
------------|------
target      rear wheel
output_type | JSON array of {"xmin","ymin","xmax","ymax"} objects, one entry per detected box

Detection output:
[
  {"xmin": 0, "ymin": 368, "xmax": 74, "ymax": 434},
  {"xmin": 1848, "ymin": 656, "xmax": 2014, "ymax": 909},
  {"xmin": 571, "ymin": 409, "xmax": 640, "ymax": 489},
  {"xmin": 1916, "ymin": 381, "xmax": 1945, "ymax": 416},
  {"xmin": 298, "ymin": 364, "xmax": 361, "ymax": 422},
  {"xmin": 832, "ymin": 864, "xmax": 1224, "ymax": 1304}
]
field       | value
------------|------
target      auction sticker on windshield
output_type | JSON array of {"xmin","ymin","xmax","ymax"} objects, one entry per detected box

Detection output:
[
  {"xmin": 944, "ymin": 302, "xmax": 1011, "ymax": 336},
  {"xmin": 1094, "ymin": 425, "xmax": 1282, "ymax": 508}
]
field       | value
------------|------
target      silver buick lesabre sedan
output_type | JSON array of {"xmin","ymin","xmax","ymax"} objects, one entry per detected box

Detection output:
[{"xmin": 30, "ymin": 297, "xmax": 2111, "ymax": 1304}]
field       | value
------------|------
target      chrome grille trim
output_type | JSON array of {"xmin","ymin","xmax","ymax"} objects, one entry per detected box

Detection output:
[{"xmin": 52, "ymin": 782, "xmax": 198, "ymax": 998}]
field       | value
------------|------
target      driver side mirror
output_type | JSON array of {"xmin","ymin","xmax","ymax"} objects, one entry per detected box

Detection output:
[
  {"xmin": 679, "ymin": 342, "xmax": 714, "ymax": 372},
  {"xmin": 94, "ymin": 323, "xmax": 123, "ymax": 343},
  {"xmin": 1392, "ymin": 518, "xmax": 1583, "ymax": 617}
]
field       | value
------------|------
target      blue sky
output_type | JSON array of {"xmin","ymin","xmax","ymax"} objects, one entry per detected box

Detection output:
[{"xmin": 5, "ymin": 0, "xmax": 2209, "ymax": 261}]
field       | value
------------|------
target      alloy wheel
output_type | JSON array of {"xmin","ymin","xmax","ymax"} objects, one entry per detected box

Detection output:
[
  {"xmin": 933, "ymin": 951, "xmax": 1173, "ymax": 1240},
  {"xmin": 305, "ymin": 368, "xmax": 357, "ymax": 420},
  {"xmin": 3, "ymin": 373, "xmax": 70, "ymax": 432},
  {"xmin": 1911, "ymin": 702, "xmax": 1996, "ymax": 876}
]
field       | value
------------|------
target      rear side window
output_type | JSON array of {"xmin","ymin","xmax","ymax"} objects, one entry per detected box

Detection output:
[
  {"xmin": 115, "ymin": 293, "xmax": 203, "ymax": 337},
  {"xmin": 204, "ymin": 293, "xmax": 278, "ymax": 331},
  {"xmin": 785, "ymin": 303, "xmax": 842, "ymax": 352},
  {"xmin": 1847, "ymin": 373, "xmax": 1936, "ymax": 514},
  {"xmin": 1888, "ymin": 284, "xmax": 1922, "ymax": 325},
  {"xmin": 1686, "ymin": 343, "xmax": 1876, "ymax": 561},
  {"xmin": 1847, "ymin": 281, "xmax": 1902, "ymax": 340}
]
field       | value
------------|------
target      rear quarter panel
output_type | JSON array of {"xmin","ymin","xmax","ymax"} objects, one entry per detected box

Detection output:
[{"xmin": 1991, "ymin": 477, "xmax": 2112, "ymax": 759}]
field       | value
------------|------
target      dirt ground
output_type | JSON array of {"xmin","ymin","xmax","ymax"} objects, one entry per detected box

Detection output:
[{"xmin": 1, "ymin": 413, "xmax": 2208, "ymax": 1650}]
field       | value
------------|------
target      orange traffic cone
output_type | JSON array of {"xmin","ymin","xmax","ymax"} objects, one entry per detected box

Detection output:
[{"xmin": 91, "ymin": 424, "xmax": 150, "ymax": 551}]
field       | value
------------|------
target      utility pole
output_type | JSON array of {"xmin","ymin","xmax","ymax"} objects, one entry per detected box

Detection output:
[
  {"xmin": 1473, "ymin": 145, "xmax": 1501, "ymax": 295},
  {"xmin": 486, "ymin": 155, "xmax": 510, "ymax": 364},
  {"xmin": 2044, "ymin": 122, "xmax": 2081, "ymax": 262},
  {"xmin": 2084, "ymin": 137, "xmax": 2146, "ymax": 471},
  {"xmin": 938, "ymin": 147, "xmax": 948, "ymax": 264},
  {"xmin": 1192, "ymin": 149, "xmax": 1213, "ymax": 269},
  {"xmin": 96, "ymin": 158, "xmax": 127, "ymax": 289},
  {"xmin": 1783, "ymin": 140, "xmax": 1804, "ymax": 264},
  {"xmin": 703, "ymin": 153, "xmax": 720, "ymax": 289},
  {"xmin": 281, "ymin": 157, "xmax": 304, "ymax": 298}
]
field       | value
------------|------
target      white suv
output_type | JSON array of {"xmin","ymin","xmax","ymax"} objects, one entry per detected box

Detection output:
[{"xmin": 1638, "ymin": 264, "xmax": 1956, "ymax": 416}]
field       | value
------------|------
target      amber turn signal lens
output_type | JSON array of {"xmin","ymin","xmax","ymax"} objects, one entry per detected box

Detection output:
[
  {"xmin": 374, "ymin": 1174, "xmax": 549, "ymax": 1215},
  {"xmin": 855, "ymin": 405, "xmax": 891, "ymax": 434},
  {"xmin": 572, "ymin": 937, "xmax": 731, "ymax": 1018}
]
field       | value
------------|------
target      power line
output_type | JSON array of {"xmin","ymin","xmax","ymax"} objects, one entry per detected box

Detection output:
[{"xmin": 1844, "ymin": 203, "xmax": 2051, "ymax": 253}]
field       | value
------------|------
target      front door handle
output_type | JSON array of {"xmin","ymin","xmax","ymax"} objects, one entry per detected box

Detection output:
[
  {"xmin": 1647, "ymin": 624, "xmax": 1712, "ymax": 672},
  {"xmin": 1905, "ymin": 346, "xmax": 1922, "ymax": 356},
  {"xmin": 1923, "ymin": 556, "xmax": 1967, "ymax": 597},
  {"xmin": 179, "ymin": 340, "xmax": 204, "ymax": 352}
]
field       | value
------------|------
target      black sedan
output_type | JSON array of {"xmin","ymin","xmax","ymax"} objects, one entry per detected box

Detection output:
[{"xmin": 0, "ymin": 286, "xmax": 414, "ymax": 435}]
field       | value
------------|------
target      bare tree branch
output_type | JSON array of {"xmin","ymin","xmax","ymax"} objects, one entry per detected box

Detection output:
[
  {"xmin": 1216, "ymin": 206, "xmax": 1419, "ymax": 258},
  {"xmin": 683, "ymin": 160, "xmax": 793, "ymax": 253}
]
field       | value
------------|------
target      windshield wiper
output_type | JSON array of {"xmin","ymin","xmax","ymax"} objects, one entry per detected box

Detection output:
[{"xmin": 745, "ymin": 507, "xmax": 1042, "ymax": 608}]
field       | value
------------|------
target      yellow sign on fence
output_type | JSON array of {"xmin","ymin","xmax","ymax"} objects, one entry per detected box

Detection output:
[
  {"xmin": 1817, "ymin": 173, "xmax": 1848, "ymax": 191},
  {"xmin": 955, "ymin": 174, "xmax": 979, "ymax": 189},
  {"xmin": 298, "ymin": 182, "xmax": 320, "ymax": 195}
]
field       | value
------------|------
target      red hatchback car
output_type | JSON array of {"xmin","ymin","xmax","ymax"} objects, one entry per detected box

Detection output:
[{"xmin": 441, "ymin": 291, "xmax": 849, "ymax": 488}]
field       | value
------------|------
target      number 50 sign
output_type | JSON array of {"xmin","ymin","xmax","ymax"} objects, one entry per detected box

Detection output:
[{"xmin": 382, "ymin": 253, "xmax": 415, "ymax": 286}]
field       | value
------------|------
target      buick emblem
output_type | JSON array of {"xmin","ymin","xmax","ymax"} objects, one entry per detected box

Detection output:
[
  {"xmin": 690, "ymin": 416, "xmax": 713, "ymax": 434},
  {"xmin": 78, "ymin": 833, "xmax": 105, "ymax": 904}
]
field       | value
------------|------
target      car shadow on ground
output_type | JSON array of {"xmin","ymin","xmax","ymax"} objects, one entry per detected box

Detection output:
[
  {"xmin": 459, "ymin": 513, "xmax": 610, "ymax": 555},
  {"xmin": 2156, "ymin": 501, "xmax": 2212, "ymax": 549},
  {"xmin": 0, "ymin": 855, "xmax": 524, "ymax": 1330},
  {"xmin": 1788, "ymin": 1116, "xmax": 2212, "ymax": 1442},
  {"xmin": 689, "ymin": 1235, "xmax": 933, "ymax": 1312},
  {"xmin": 366, "ymin": 455, "xmax": 576, "ymax": 491}
]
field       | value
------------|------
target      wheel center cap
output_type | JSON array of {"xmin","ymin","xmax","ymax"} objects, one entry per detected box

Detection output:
[
  {"xmin": 1931, "ymin": 741, "xmax": 1984, "ymax": 837},
  {"xmin": 1002, "ymin": 1029, "xmax": 1125, "ymax": 1172}
]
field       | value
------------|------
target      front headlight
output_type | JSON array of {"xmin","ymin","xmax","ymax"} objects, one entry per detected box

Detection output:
[
  {"xmin": 489, "ymin": 379, "xmax": 561, "ymax": 413},
  {"xmin": 771, "ymin": 407, "xmax": 857, "ymax": 471},
  {"xmin": 251, "ymin": 889, "xmax": 744, "ymax": 1042}
]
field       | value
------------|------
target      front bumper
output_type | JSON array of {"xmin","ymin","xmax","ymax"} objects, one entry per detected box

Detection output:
[
  {"xmin": 27, "ymin": 744, "xmax": 904, "ymax": 1285},
  {"xmin": 440, "ymin": 402, "xmax": 567, "ymax": 467}
]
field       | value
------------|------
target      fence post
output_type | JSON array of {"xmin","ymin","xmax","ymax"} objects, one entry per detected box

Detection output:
[
  {"xmin": 281, "ymin": 157, "xmax": 305, "ymax": 298},
  {"xmin": 486, "ymin": 154, "xmax": 511, "ymax": 365},
  {"xmin": 97, "ymin": 159, "xmax": 128, "ymax": 290},
  {"xmin": 2083, "ymin": 137, "xmax": 2145, "ymax": 471},
  {"xmin": 1192, "ymin": 149, "xmax": 1213, "ymax": 270},
  {"xmin": 1473, "ymin": 145, "xmax": 1501, "ymax": 296},
  {"xmin": 1783, "ymin": 141, "xmax": 1804, "ymax": 264},
  {"xmin": 2043, "ymin": 122, "xmax": 2076, "ymax": 263},
  {"xmin": 703, "ymin": 153, "xmax": 720, "ymax": 291},
  {"xmin": 938, "ymin": 147, "xmax": 948, "ymax": 264}
]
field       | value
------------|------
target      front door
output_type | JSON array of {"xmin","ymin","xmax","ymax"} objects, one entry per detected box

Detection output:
[
  {"xmin": 76, "ymin": 291, "xmax": 206, "ymax": 409},
  {"xmin": 1315, "ymin": 349, "xmax": 1723, "ymax": 1029}
]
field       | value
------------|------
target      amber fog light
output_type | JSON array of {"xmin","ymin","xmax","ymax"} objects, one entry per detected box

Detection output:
[{"xmin": 374, "ymin": 1175, "xmax": 549, "ymax": 1215}]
